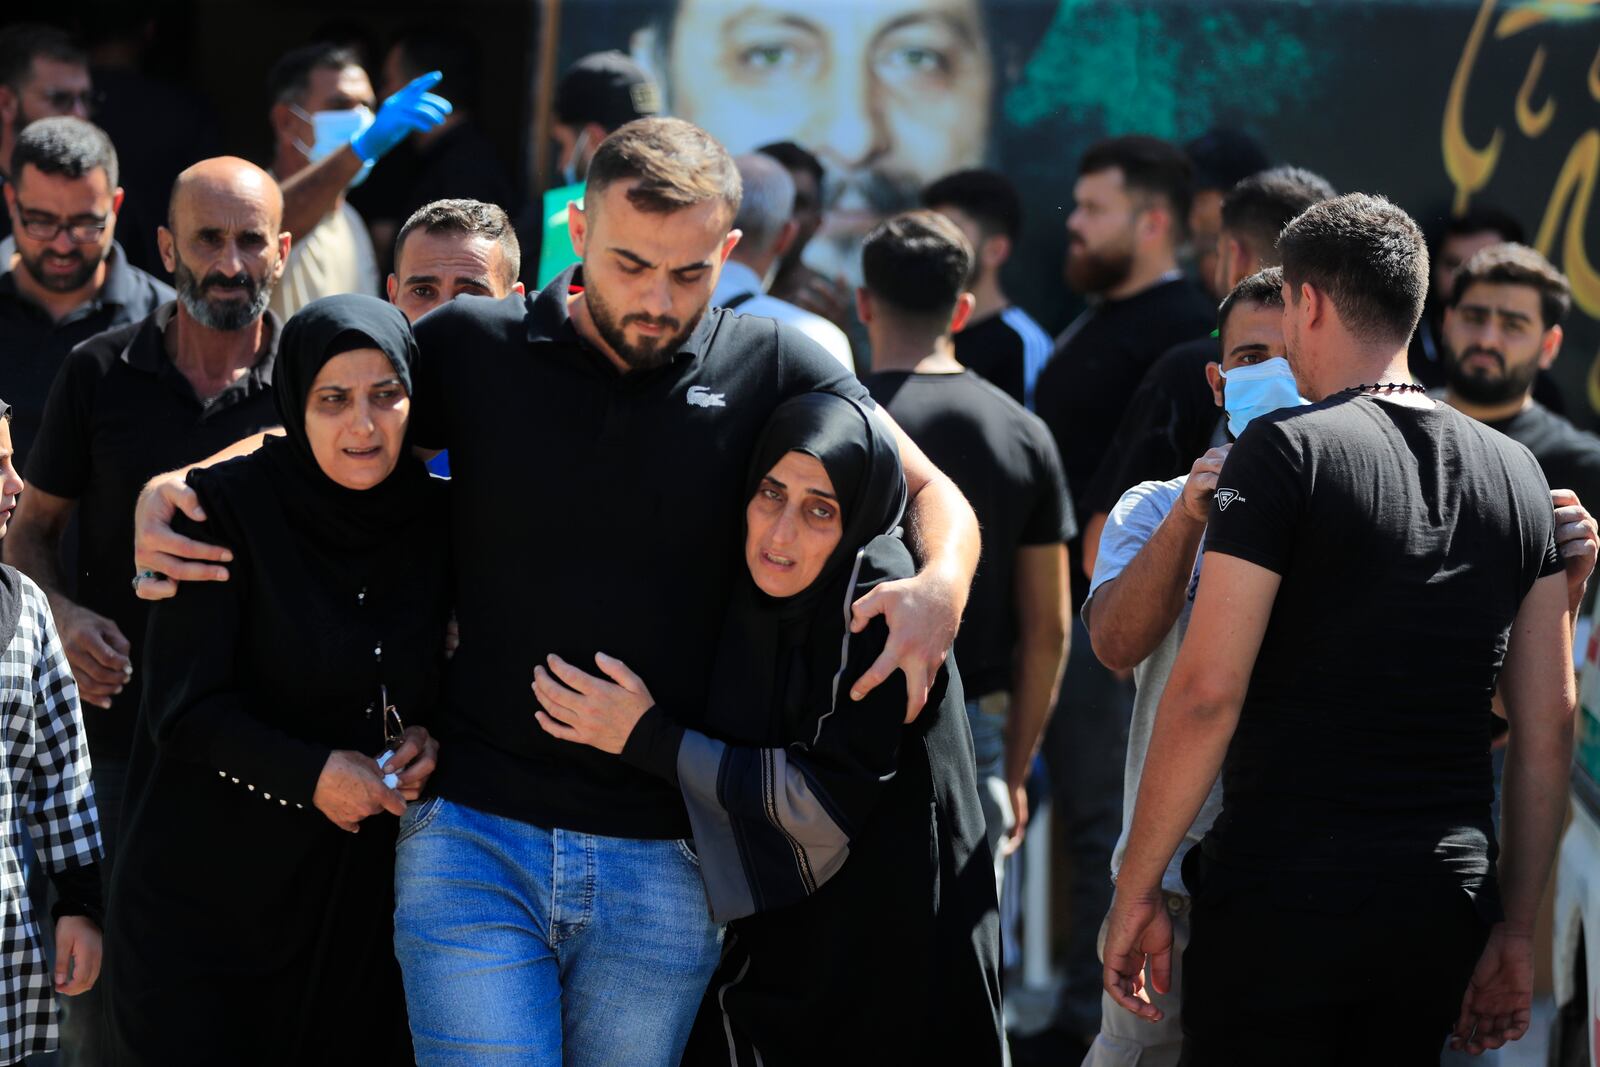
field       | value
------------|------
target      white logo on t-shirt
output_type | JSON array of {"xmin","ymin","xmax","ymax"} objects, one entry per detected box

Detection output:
[
  {"xmin": 687, "ymin": 386, "xmax": 726, "ymax": 409},
  {"xmin": 1215, "ymin": 488, "xmax": 1244, "ymax": 511}
]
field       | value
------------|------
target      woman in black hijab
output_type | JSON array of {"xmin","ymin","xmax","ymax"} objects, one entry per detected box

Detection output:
[
  {"xmin": 104, "ymin": 295, "xmax": 449, "ymax": 1065},
  {"xmin": 534, "ymin": 391, "xmax": 1004, "ymax": 1065}
]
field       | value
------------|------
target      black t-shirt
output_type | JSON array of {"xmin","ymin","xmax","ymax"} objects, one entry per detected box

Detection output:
[
  {"xmin": 951, "ymin": 306, "xmax": 1053, "ymax": 409},
  {"xmin": 25, "ymin": 303, "xmax": 281, "ymax": 764},
  {"xmin": 1201, "ymin": 395, "xmax": 1559, "ymax": 891},
  {"xmin": 1490, "ymin": 399, "xmax": 1600, "ymax": 623},
  {"xmin": 1486, "ymin": 400, "xmax": 1600, "ymax": 509},
  {"xmin": 0, "ymin": 243, "xmax": 175, "ymax": 466},
  {"xmin": 864, "ymin": 370, "xmax": 1075, "ymax": 697},
  {"xmin": 1085, "ymin": 336, "xmax": 1221, "ymax": 516},
  {"xmin": 1032, "ymin": 277, "xmax": 1214, "ymax": 526},
  {"xmin": 409, "ymin": 267, "xmax": 871, "ymax": 839}
]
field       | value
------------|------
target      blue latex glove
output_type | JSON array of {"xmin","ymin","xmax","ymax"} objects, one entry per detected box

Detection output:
[{"xmin": 351, "ymin": 71, "xmax": 452, "ymax": 164}]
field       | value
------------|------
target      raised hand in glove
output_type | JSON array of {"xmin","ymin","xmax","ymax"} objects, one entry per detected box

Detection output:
[{"xmin": 351, "ymin": 70, "xmax": 452, "ymax": 164}]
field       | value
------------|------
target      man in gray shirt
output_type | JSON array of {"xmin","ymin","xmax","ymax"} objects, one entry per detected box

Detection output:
[{"xmin": 1080, "ymin": 269, "xmax": 1295, "ymax": 1066}]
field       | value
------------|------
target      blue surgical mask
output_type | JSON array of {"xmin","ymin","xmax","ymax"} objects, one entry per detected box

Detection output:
[
  {"xmin": 290, "ymin": 104, "xmax": 374, "ymax": 163},
  {"xmin": 562, "ymin": 128, "xmax": 591, "ymax": 186},
  {"xmin": 1219, "ymin": 357, "xmax": 1308, "ymax": 437}
]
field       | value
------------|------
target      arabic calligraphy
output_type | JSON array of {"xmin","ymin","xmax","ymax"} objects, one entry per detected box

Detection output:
[{"xmin": 1444, "ymin": 0, "xmax": 1599, "ymax": 326}]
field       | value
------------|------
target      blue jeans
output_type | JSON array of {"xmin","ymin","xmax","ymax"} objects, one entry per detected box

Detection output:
[
  {"xmin": 966, "ymin": 694, "xmax": 1015, "ymax": 900},
  {"xmin": 393, "ymin": 797, "xmax": 723, "ymax": 1066}
]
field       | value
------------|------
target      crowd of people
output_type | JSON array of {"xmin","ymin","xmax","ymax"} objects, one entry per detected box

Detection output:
[{"xmin": 0, "ymin": 16, "xmax": 1594, "ymax": 1067}]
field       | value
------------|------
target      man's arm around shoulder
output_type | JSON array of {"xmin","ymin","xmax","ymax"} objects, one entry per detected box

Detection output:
[
  {"xmin": 131, "ymin": 430, "xmax": 284, "ymax": 601},
  {"xmin": 848, "ymin": 406, "xmax": 981, "ymax": 723}
]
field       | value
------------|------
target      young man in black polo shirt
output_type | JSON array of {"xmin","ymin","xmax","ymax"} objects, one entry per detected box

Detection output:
[
  {"xmin": 7, "ymin": 155, "xmax": 287, "ymax": 1066},
  {"xmin": 1102, "ymin": 194, "xmax": 1576, "ymax": 1063},
  {"xmin": 921, "ymin": 169, "xmax": 1054, "ymax": 409},
  {"xmin": 0, "ymin": 117, "xmax": 172, "ymax": 464},
  {"xmin": 131, "ymin": 117, "xmax": 979, "ymax": 1066},
  {"xmin": 860, "ymin": 210, "xmax": 1073, "ymax": 902}
]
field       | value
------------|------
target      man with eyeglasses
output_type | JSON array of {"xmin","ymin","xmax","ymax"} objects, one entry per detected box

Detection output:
[
  {"xmin": 0, "ymin": 24, "xmax": 96, "ymax": 248},
  {"xmin": 0, "ymin": 116, "xmax": 171, "ymax": 465}
]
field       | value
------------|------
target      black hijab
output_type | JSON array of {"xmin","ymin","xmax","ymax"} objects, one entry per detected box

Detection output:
[
  {"xmin": 706, "ymin": 392, "xmax": 907, "ymax": 743},
  {"xmin": 253, "ymin": 294, "xmax": 432, "ymax": 555},
  {"xmin": 0, "ymin": 397, "xmax": 22, "ymax": 653}
]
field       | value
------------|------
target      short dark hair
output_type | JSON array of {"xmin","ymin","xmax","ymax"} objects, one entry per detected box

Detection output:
[
  {"xmin": 1449, "ymin": 242, "xmax": 1571, "ymax": 330},
  {"xmin": 1079, "ymin": 135, "xmax": 1195, "ymax": 240},
  {"xmin": 0, "ymin": 24, "xmax": 85, "ymax": 91},
  {"xmin": 861, "ymin": 210, "xmax": 973, "ymax": 323},
  {"xmin": 921, "ymin": 168, "xmax": 1022, "ymax": 243},
  {"xmin": 267, "ymin": 42, "xmax": 362, "ymax": 106},
  {"xmin": 1441, "ymin": 205, "xmax": 1525, "ymax": 247},
  {"xmin": 12, "ymin": 116, "xmax": 117, "ymax": 189},
  {"xmin": 388, "ymin": 27, "xmax": 480, "ymax": 111},
  {"xmin": 1221, "ymin": 166, "xmax": 1338, "ymax": 264},
  {"xmin": 394, "ymin": 198, "xmax": 521, "ymax": 289},
  {"xmin": 586, "ymin": 117, "xmax": 741, "ymax": 220},
  {"xmin": 553, "ymin": 51, "xmax": 659, "ymax": 132},
  {"xmin": 1278, "ymin": 193, "xmax": 1428, "ymax": 347},
  {"xmin": 1184, "ymin": 127, "xmax": 1271, "ymax": 193},
  {"xmin": 757, "ymin": 141, "xmax": 824, "ymax": 191},
  {"xmin": 1218, "ymin": 265, "xmax": 1285, "ymax": 341}
]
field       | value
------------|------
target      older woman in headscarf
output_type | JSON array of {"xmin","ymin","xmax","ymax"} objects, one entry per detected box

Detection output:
[
  {"xmin": 103, "ymin": 295, "xmax": 449, "ymax": 1065},
  {"xmin": 533, "ymin": 391, "xmax": 1004, "ymax": 1066}
]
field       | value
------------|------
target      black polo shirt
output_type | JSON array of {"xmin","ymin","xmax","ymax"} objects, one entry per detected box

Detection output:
[
  {"xmin": 410, "ymin": 266, "xmax": 871, "ymax": 839},
  {"xmin": 26, "ymin": 302, "xmax": 281, "ymax": 764},
  {"xmin": 0, "ymin": 240, "xmax": 175, "ymax": 464}
]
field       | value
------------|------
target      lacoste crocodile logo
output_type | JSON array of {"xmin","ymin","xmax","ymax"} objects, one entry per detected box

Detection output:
[{"xmin": 687, "ymin": 386, "xmax": 727, "ymax": 408}]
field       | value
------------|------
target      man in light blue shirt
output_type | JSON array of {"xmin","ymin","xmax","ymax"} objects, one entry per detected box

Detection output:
[{"xmin": 1080, "ymin": 269, "xmax": 1289, "ymax": 1067}]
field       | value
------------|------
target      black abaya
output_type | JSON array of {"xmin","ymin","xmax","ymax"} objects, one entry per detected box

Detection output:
[{"xmin": 103, "ymin": 296, "xmax": 447, "ymax": 1064}]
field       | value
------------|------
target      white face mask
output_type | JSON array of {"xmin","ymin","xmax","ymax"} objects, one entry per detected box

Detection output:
[
  {"xmin": 289, "ymin": 103, "xmax": 374, "ymax": 163},
  {"xmin": 1218, "ymin": 356, "xmax": 1309, "ymax": 438}
]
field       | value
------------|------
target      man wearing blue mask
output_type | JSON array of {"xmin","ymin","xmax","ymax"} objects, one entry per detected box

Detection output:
[
  {"xmin": 1078, "ymin": 267, "xmax": 1295, "ymax": 1067},
  {"xmin": 534, "ymin": 51, "xmax": 661, "ymax": 287},
  {"xmin": 265, "ymin": 42, "xmax": 450, "ymax": 319},
  {"xmin": 1103, "ymin": 195, "xmax": 1580, "ymax": 1063}
]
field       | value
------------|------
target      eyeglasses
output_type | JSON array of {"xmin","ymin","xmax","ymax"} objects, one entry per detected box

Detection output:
[
  {"xmin": 14, "ymin": 203, "xmax": 108, "ymax": 244},
  {"xmin": 39, "ymin": 88, "xmax": 98, "ymax": 114},
  {"xmin": 380, "ymin": 684, "xmax": 405, "ymax": 751}
]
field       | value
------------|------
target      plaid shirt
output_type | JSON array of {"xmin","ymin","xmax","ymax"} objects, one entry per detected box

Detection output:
[{"xmin": 0, "ymin": 575, "xmax": 101, "ymax": 1063}]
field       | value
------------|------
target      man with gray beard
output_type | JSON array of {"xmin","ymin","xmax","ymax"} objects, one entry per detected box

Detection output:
[{"xmin": 9, "ymin": 157, "xmax": 287, "ymax": 1060}]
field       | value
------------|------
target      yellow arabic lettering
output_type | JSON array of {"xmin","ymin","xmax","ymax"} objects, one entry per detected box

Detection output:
[
  {"xmin": 1536, "ymin": 129, "xmax": 1600, "ymax": 321},
  {"xmin": 1515, "ymin": 47, "xmax": 1556, "ymax": 137},
  {"xmin": 1444, "ymin": 0, "xmax": 1504, "ymax": 213},
  {"xmin": 1589, "ymin": 44, "xmax": 1600, "ymax": 101},
  {"xmin": 1494, "ymin": 6, "xmax": 1547, "ymax": 37}
]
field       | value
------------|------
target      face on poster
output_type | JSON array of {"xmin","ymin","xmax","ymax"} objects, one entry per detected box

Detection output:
[{"xmin": 630, "ymin": 0, "xmax": 995, "ymax": 282}]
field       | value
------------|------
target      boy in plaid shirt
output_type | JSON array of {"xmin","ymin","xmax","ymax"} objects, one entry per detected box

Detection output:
[{"xmin": 0, "ymin": 396, "xmax": 102, "ymax": 1062}]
